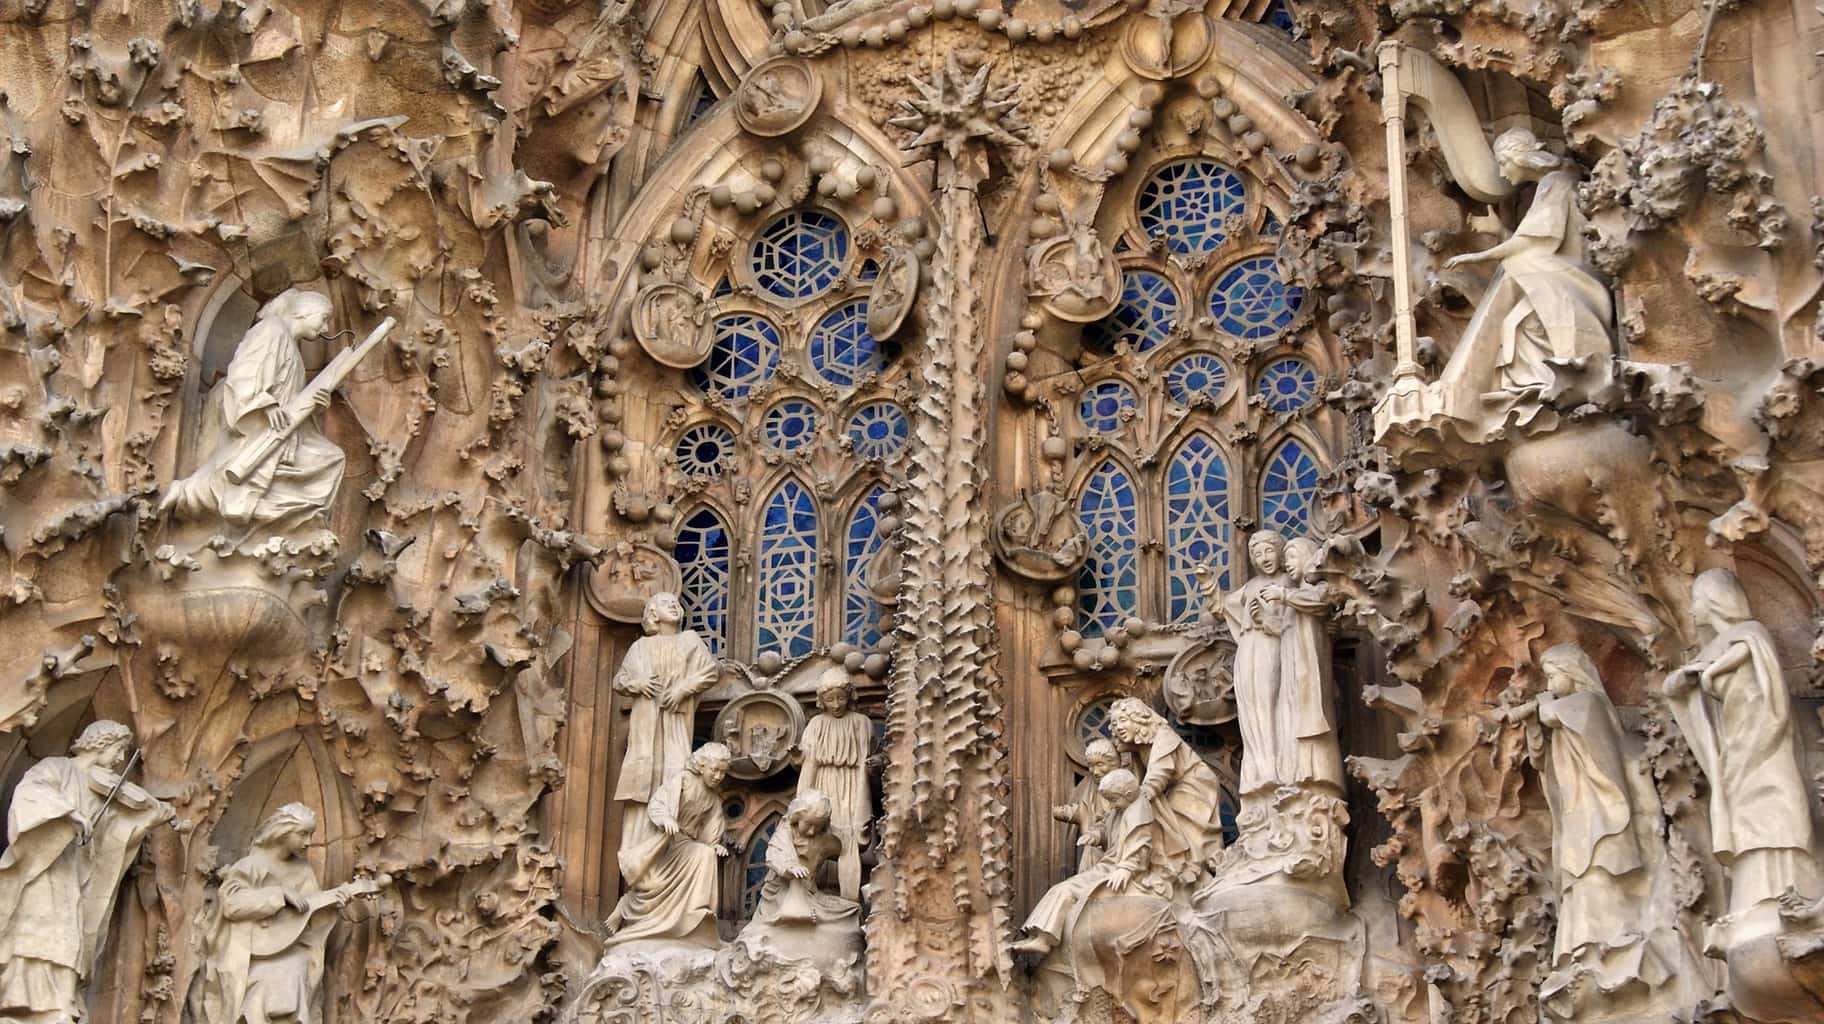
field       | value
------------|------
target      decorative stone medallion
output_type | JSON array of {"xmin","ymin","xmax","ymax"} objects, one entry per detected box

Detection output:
[
  {"xmin": 1120, "ymin": 10, "xmax": 1215, "ymax": 80},
  {"xmin": 1163, "ymin": 637, "xmax": 1237, "ymax": 726},
  {"xmin": 866, "ymin": 245, "xmax": 920, "ymax": 338},
  {"xmin": 992, "ymin": 490, "xmax": 1090, "ymax": 582},
  {"xmin": 631, "ymin": 281, "xmax": 714, "ymax": 368},
  {"xmin": 733, "ymin": 56, "xmax": 821, "ymax": 138},
  {"xmin": 714, "ymin": 689, "xmax": 808, "ymax": 779},
  {"xmin": 585, "ymin": 541, "xmax": 683, "ymax": 623},
  {"xmin": 1026, "ymin": 229, "xmax": 1122, "ymax": 323}
]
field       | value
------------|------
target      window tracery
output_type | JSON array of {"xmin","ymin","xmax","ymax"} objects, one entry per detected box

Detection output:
[{"xmin": 757, "ymin": 479, "xmax": 820, "ymax": 660}]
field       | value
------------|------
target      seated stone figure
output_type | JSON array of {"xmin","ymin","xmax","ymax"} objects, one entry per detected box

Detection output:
[
  {"xmin": 736, "ymin": 790, "xmax": 863, "ymax": 972},
  {"xmin": 603, "ymin": 743, "xmax": 732, "ymax": 952},
  {"xmin": 1012, "ymin": 768, "xmax": 1170, "ymax": 958}
]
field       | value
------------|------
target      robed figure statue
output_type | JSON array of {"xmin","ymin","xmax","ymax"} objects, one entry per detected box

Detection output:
[
  {"xmin": 613, "ymin": 592, "xmax": 720, "ymax": 851},
  {"xmin": 0, "ymin": 720, "xmax": 173, "ymax": 1024}
]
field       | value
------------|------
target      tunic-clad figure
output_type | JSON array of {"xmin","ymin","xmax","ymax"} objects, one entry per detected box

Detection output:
[
  {"xmin": 161, "ymin": 289, "xmax": 344, "ymax": 532},
  {"xmin": 0, "ymin": 720, "xmax": 173, "ymax": 1024},
  {"xmin": 603, "ymin": 744, "xmax": 732, "ymax": 951},
  {"xmin": 1052, "ymin": 739, "xmax": 1120, "ymax": 871},
  {"xmin": 613, "ymin": 592, "xmax": 720, "ymax": 855},
  {"xmin": 188, "ymin": 803, "xmax": 386, "ymax": 1024},
  {"xmin": 1010, "ymin": 769, "xmax": 1170, "ymax": 959},
  {"xmin": 1665, "ymin": 568, "xmax": 1821, "ymax": 919},
  {"xmin": 1222, "ymin": 531, "xmax": 1344, "ymax": 797},
  {"xmin": 796, "ymin": 670, "xmax": 872, "ymax": 900},
  {"xmin": 1435, "ymin": 129, "xmax": 1613, "ymax": 441},
  {"xmin": 1106, "ymin": 698, "xmax": 1225, "ymax": 880}
]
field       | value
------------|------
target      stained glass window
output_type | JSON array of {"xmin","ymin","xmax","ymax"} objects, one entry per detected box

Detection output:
[
  {"xmin": 1079, "ymin": 380, "xmax": 1137, "ymax": 434},
  {"xmin": 1077, "ymin": 695, "xmax": 1117, "ymax": 750},
  {"xmin": 751, "ymin": 210, "xmax": 849, "ymax": 301},
  {"xmin": 675, "ymin": 422, "xmax": 735, "ymax": 477},
  {"xmin": 1166, "ymin": 434, "xmax": 1232, "ymax": 623},
  {"xmin": 1264, "ymin": 0, "xmax": 1297, "ymax": 33},
  {"xmin": 691, "ymin": 314, "xmax": 780, "ymax": 400},
  {"xmin": 1077, "ymin": 461, "xmax": 1139, "ymax": 636},
  {"xmin": 1260, "ymin": 438, "xmax": 1320, "ymax": 537},
  {"xmin": 857, "ymin": 259, "xmax": 880, "ymax": 281},
  {"xmin": 757, "ymin": 479, "xmax": 818, "ymax": 658},
  {"xmin": 1087, "ymin": 270, "xmax": 1180, "ymax": 353},
  {"xmin": 761, "ymin": 400, "xmax": 818, "ymax": 451},
  {"xmin": 1209, "ymin": 256, "xmax": 1304, "ymax": 341},
  {"xmin": 1137, "ymin": 160, "xmax": 1248, "ymax": 254},
  {"xmin": 1258, "ymin": 357, "xmax": 1318, "ymax": 413},
  {"xmin": 687, "ymin": 74, "xmax": 717, "ymax": 126},
  {"xmin": 674, "ymin": 507, "xmax": 731, "ymax": 655},
  {"xmin": 1165, "ymin": 353, "xmax": 1229, "ymax": 406},
  {"xmin": 711, "ymin": 276, "xmax": 734, "ymax": 298},
  {"xmin": 809, "ymin": 300, "xmax": 891, "ymax": 388},
  {"xmin": 741, "ymin": 815, "xmax": 780, "ymax": 919},
  {"xmin": 844, "ymin": 486, "xmax": 888, "ymax": 649},
  {"xmin": 847, "ymin": 402, "xmax": 908, "ymax": 461},
  {"xmin": 1261, "ymin": 211, "xmax": 1283, "ymax": 238}
]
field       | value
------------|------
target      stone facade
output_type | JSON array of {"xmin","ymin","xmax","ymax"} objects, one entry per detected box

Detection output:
[{"xmin": 3, "ymin": 0, "xmax": 1824, "ymax": 1021}]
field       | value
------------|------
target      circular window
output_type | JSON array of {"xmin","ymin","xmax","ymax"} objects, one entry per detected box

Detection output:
[
  {"xmin": 1078, "ymin": 380, "xmax": 1137, "ymax": 434},
  {"xmin": 846, "ymin": 402, "xmax": 909, "ymax": 461},
  {"xmin": 1087, "ymin": 270, "xmax": 1180, "ymax": 353},
  {"xmin": 1257, "ymin": 357, "xmax": 1318, "ymax": 412},
  {"xmin": 1165, "ymin": 353, "xmax": 1230, "ymax": 406},
  {"xmin": 1209, "ymin": 256, "xmax": 1304, "ymax": 341},
  {"xmin": 810, "ymin": 300, "xmax": 891, "ymax": 388},
  {"xmin": 1137, "ymin": 159, "xmax": 1248, "ymax": 254},
  {"xmin": 761, "ymin": 400, "xmax": 819, "ymax": 451},
  {"xmin": 675, "ymin": 422, "xmax": 736, "ymax": 477},
  {"xmin": 691, "ymin": 314, "xmax": 781, "ymax": 400},
  {"xmin": 750, "ymin": 210, "xmax": 850, "ymax": 301}
]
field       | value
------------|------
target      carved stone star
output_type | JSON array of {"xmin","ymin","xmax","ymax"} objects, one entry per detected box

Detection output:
[{"xmin": 889, "ymin": 52, "xmax": 1030, "ymax": 166}]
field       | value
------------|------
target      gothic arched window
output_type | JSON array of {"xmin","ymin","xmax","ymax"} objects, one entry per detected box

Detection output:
[
  {"xmin": 1076, "ymin": 461, "xmax": 1140, "ymax": 636},
  {"xmin": 1165, "ymin": 434, "xmax": 1231, "ymax": 624},
  {"xmin": 1260, "ymin": 438, "xmax": 1321, "ymax": 537},
  {"xmin": 844, "ymin": 486, "xmax": 888, "ymax": 648},
  {"xmin": 757, "ymin": 479, "xmax": 819, "ymax": 658},
  {"xmin": 740, "ymin": 814, "xmax": 781, "ymax": 920},
  {"xmin": 675, "ymin": 507, "xmax": 732, "ymax": 655}
]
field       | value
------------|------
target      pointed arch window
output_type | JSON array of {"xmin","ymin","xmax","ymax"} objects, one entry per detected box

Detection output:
[
  {"xmin": 1260, "ymin": 438, "xmax": 1320, "ymax": 537},
  {"xmin": 843, "ymin": 485, "xmax": 888, "ymax": 649},
  {"xmin": 757, "ymin": 479, "xmax": 819, "ymax": 659},
  {"xmin": 1076, "ymin": 461, "xmax": 1140, "ymax": 636},
  {"xmin": 674, "ymin": 507, "xmax": 732, "ymax": 656},
  {"xmin": 1165, "ymin": 434, "xmax": 1231, "ymax": 624},
  {"xmin": 740, "ymin": 814, "xmax": 781, "ymax": 920}
]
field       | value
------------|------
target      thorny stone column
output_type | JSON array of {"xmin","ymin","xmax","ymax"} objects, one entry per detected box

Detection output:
[{"xmin": 866, "ymin": 51, "xmax": 1027, "ymax": 1021}]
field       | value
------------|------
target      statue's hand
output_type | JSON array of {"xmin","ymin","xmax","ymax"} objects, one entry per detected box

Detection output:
[
  {"xmin": 1106, "ymin": 868, "xmax": 1132, "ymax": 893},
  {"xmin": 1665, "ymin": 667, "xmax": 1698, "ymax": 698},
  {"xmin": 714, "ymin": 844, "xmax": 731, "ymax": 859},
  {"xmin": 1442, "ymin": 252, "xmax": 1481, "ymax": 271},
  {"xmin": 284, "ymin": 891, "xmax": 310, "ymax": 913},
  {"xmin": 264, "ymin": 407, "xmax": 292, "ymax": 432},
  {"xmin": 790, "ymin": 865, "xmax": 810, "ymax": 880},
  {"xmin": 310, "ymin": 389, "xmax": 333, "ymax": 412},
  {"xmin": 659, "ymin": 819, "xmax": 680, "ymax": 838}
]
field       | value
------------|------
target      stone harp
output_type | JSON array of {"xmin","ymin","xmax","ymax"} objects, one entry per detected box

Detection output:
[{"xmin": 223, "ymin": 316, "xmax": 397, "ymax": 485}]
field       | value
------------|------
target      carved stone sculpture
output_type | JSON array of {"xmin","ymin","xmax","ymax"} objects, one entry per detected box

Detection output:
[
  {"xmin": 736, "ymin": 790, "xmax": 863, "ymax": 972},
  {"xmin": 0, "ymin": 721, "xmax": 172, "ymax": 1024},
  {"xmin": 602, "ymin": 743, "xmax": 732, "ymax": 952},
  {"xmin": 188, "ymin": 803, "xmax": 388, "ymax": 1024},
  {"xmin": 1052, "ymin": 738, "xmax": 1120, "ymax": 872},
  {"xmin": 1106, "ymin": 698, "xmax": 1226, "ymax": 883},
  {"xmin": 992, "ymin": 491, "xmax": 1090, "ymax": 582},
  {"xmin": 796, "ymin": 669, "xmax": 872, "ymax": 901},
  {"xmin": 613, "ymin": 592, "xmax": 720, "ymax": 851}
]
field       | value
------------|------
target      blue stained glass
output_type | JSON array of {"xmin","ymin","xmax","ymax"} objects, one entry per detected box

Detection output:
[
  {"xmin": 1137, "ymin": 160, "xmax": 1249, "ymax": 254},
  {"xmin": 687, "ymin": 74, "xmax": 717, "ymax": 126},
  {"xmin": 742, "ymin": 815, "xmax": 781, "ymax": 919},
  {"xmin": 691, "ymin": 314, "xmax": 780, "ymax": 400},
  {"xmin": 1261, "ymin": 211, "xmax": 1283, "ymax": 237},
  {"xmin": 711, "ymin": 276, "xmax": 734, "ymax": 298},
  {"xmin": 1079, "ymin": 380, "xmax": 1137, "ymax": 434},
  {"xmin": 1166, "ymin": 434, "xmax": 1231, "ymax": 624},
  {"xmin": 843, "ymin": 486, "xmax": 888, "ymax": 648},
  {"xmin": 1087, "ymin": 270, "xmax": 1180, "ymax": 353},
  {"xmin": 847, "ymin": 402, "xmax": 908, "ymax": 461},
  {"xmin": 674, "ymin": 507, "xmax": 731, "ymax": 656},
  {"xmin": 1260, "ymin": 438, "xmax": 1321, "ymax": 537},
  {"xmin": 1265, "ymin": 0, "xmax": 1297, "ymax": 33},
  {"xmin": 751, "ymin": 210, "xmax": 850, "ymax": 300},
  {"xmin": 1077, "ymin": 461, "xmax": 1139, "ymax": 636},
  {"xmin": 675, "ymin": 422, "xmax": 735, "ymax": 477},
  {"xmin": 761, "ymin": 400, "xmax": 819, "ymax": 451},
  {"xmin": 1258, "ymin": 357, "xmax": 1318, "ymax": 412},
  {"xmin": 758, "ymin": 480, "xmax": 819, "ymax": 658},
  {"xmin": 1078, "ymin": 696, "xmax": 1117, "ymax": 749},
  {"xmin": 857, "ymin": 259, "xmax": 880, "ymax": 281},
  {"xmin": 810, "ymin": 301, "xmax": 891, "ymax": 388},
  {"xmin": 1165, "ymin": 353, "xmax": 1230, "ymax": 405},
  {"xmin": 1210, "ymin": 256, "xmax": 1304, "ymax": 340}
]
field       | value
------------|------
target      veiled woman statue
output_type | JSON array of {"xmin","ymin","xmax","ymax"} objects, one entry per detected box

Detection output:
[
  {"xmin": 1222, "ymin": 531, "xmax": 1344, "ymax": 798},
  {"xmin": 161, "ymin": 289, "xmax": 343, "ymax": 532},
  {"xmin": 613, "ymin": 592, "xmax": 720, "ymax": 852},
  {"xmin": 1106, "ymin": 698, "xmax": 1225, "ymax": 880},
  {"xmin": 1435, "ymin": 128, "xmax": 1613, "ymax": 442},
  {"xmin": 603, "ymin": 743, "xmax": 732, "ymax": 951},
  {"xmin": 188, "ymin": 803, "xmax": 386, "ymax": 1024},
  {"xmin": 0, "ymin": 721, "xmax": 172, "ymax": 1024},
  {"xmin": 1665, "ymin": 569, "xmax": 1821, "ymax": 923}
]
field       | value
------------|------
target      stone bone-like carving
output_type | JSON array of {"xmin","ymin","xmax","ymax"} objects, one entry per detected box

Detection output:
[
  {"xmin": 603, "ymin": 743, "xmax": 733, "ymax": 952},
  {"xmin": 797, "ymin": 669, "xmax": 873, "ymax": 901},
  {"xmin": 613, "ymin": 592, "xmax": 720, "ymax": 848}
]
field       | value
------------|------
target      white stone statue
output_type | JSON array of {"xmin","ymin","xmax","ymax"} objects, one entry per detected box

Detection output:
[
  {"xmin": 1105, "ymin": 698, "xmax": 1225, "ymax": 883},
  {"xmin": 1221, "ymin": 530, "xmax": 1345, "ymax": 798},
  {"xmin": 613, "ymin": 592, "xmax": 719, "ymax": 854},
  {"xmin": 0, "ymin": 720, "xmax": 174, "ymax": 1024},
  {"xmin": 1051, "ymin": 738, "xmax": 1120, "ymax": 872},
  {"xmin": 603, "ymin": 743, "xmax": 732, "ymax": 951},
  {"xmin": 1665, "ymin": 568, "xmax": 1821, "ymax": 935},
  {"xmin": 736, "ymin": 790, "xmax": 862, "ymax": 971},
  {"xmin": 188, "ymin": 803, "xmax": 388, "ymax": 1024},
  {"xmin": 161, "ymin": 289, "xmax": 345, "ymax": 532},
  {"xmin": 1010, "ymin": 768, "xmax": 1168, "ymax": 959},
  {"xmin": 796, "ymin": 669, "xmax": 872, "ymax": 901},
  {"xmin": 1434, "ymin": 128, "xmax": 1613, "ymax": 441}
]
